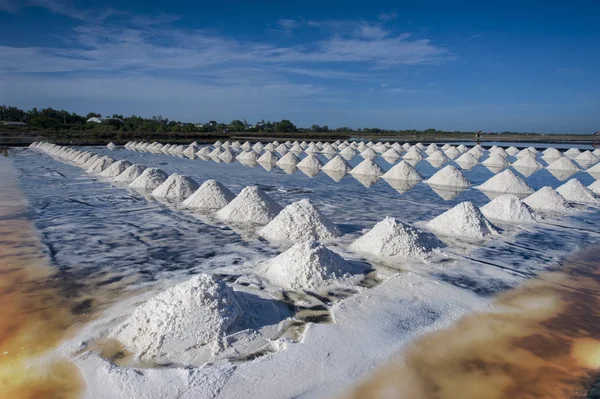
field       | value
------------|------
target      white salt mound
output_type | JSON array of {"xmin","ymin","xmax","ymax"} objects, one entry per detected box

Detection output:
[
  {"xmin": 257, "ymin": 150, "xmax": 279, "ymax": 165},
  {"xmin": 512, "ymin": 155, "xmax": 542, "ymax": 169},
  {"xmin": 276, "ymin": 152, "xmax": 300, "ymax": 167},
  {"xmin": 360, "ymin": 148, "xmax": 378, "ymax": 159},
  {"xmin": 382, "ymin": 160, "xmax": 422, "ymax": 181},
  {"xmin": 107, "ymin": 142, "xmax": 116, "ymax": 150},
  {"xmin": 588, "ymin": 180, "xmax": 600, "ymax": 195},
  {"xmin": 426, "ymin": 201, "xmax": 499, "ymax": 240},
  {"xmin": 478, "ymin": 169, "xmax": 534, "ymax": 195},
  {"xmin": 297, "ymin": 154, "xmax": 323, "ymax": 169},
  {"xmin": 322, "ymin": 155, "xmax": 351, "ymax": 173},
  {"xmin": 556, "ymin": 179, "xmax": 600, "ymax": 204},
  {"xmin": 575, "ymin": 150, "xmax": 599, "ymax": 164},
  {"xmin": 350, "ymin": 159, "xmax": 384, "ymax": 177},
  {"xmin": 382, "ymin": 148, "xmax": 401, "ymax": 159},
  {"xmin": 350, "ymin": 217, "xmax": 440, "ymax": 261},
  {"xmin": 428, "ymin": 150, "xmax": 449, "ymax": 162},
  {"xmin": 339, "ymin": 147, "xmax": 357, "ymax": 159},
  {"xmin": 482, "ymin": 153, "xmax": 509, "ymax": 168},
  {"xmin": 259, "ymin": 199, "xmax": 340, "ymax": 243},
  {"xmin": 546, "ymin": 157, "xmax": 580, "ymax": 172},
  {"xmin": 87, "ymin": 156, "xmax": 115, "ymax": 174},
  {"xmin": 523, "ymin": 186, "xmax": 572, "ymax": 213},
  {"xmin": 99, "ymin": 160, "xmax": 132, "ymax": 177},
  {"xmin": 426, "ymin": 165, "xmax": 470, "ymax": 188},
  {"xmin": 444, "ymin": 147, "xmax": 460, "ymax": 160},
  {"xmin": 114, "ymin": 164, "xmax": 147, "ymax": 183},
  {"xmin": 216, "ymin": 186, "xmax": 282, "ymax": 225},
  {"xmin": 129, "ymin": 168, "xmax": 169, "ymax": 191},
  {"xmin": 564, "ymin": 148, "xmax": 582, "ymax": 158},
  {"xmin": 455, "ymin": 152, "xmax": 478, "ymax": 166},
  {"xmin": 481, "ymin": 194, "xmax": 540, "ymax": 223},
  {"xmin": 111, "ymin": 274, "xmax": 241, "ymax": 362},
  {"xmin": 261, "ymin": 240, "xmax": 352, "ymax": 290},
  {"xmin": 182, "ymin": 180, "xmax": 235, "ymax": 211},
  {"xmin": 152, "ymin": 173, "xmax": 199, "ymax": 200},
  {"xmin": 219, "ymin": 149, "xmax": 235, "ymax": 163}
]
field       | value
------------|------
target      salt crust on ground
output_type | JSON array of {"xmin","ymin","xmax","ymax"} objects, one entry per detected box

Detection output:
[
  {"xmin": 477, "ymin": 169, "xmax": 534, "ymax": 195},
  {"xmin": 152, "ymin": 173, "xmax": 200, "ymax": 200},
  {"xmin": 216, "ymin": 186, "xmax": 282, "ymax": 225},
  {"xmin": 259, "ymin": 199, "xmax": 340, "ymax": 243},
  {"xmin": 426, "ymin": 165, "xmax": 470, "ymax": 188},
  {"xmin": 99, "ymin": 160, "xmax": 133, "ymax": 177},
  {"xmin": 426, "ymin": 201, "xmax": 499, "ymax": 239},
  {"xmin": 480, "ymin": 194, "xmax": 540, "ymax": 223},
  {"xmin": 87, "ymin": 156, "xmax": 115, "ymax": 174},
  {"xmin": 522, "ymin": 186, "xmax": 572, "ymax": 212},
  {"xmin": 261, "ymin": 240, "xmax": 353, "ymax": 290},
  {"xmin": 111, "ymin": 274, "xmax": 242, "ymax": 362},
  {"xmin": 546, "ymin": 157, "xmax": 580, "ymax": 172},
  {"xmin": 322, "ymin": 155, "xmax": 351, "ymax": 173},
  {"xmin": 350, "ymin": 159, "xmax": 384, "ymax": 177},
  {"xmin": 382, "ymin": 161, "xmax": 422, "ymax": 181},
  {"xmin": 182, "ymin": 180, "xmax": 235, "ymax": 211},
  {"xmin": 114, "ymin": 164, "xmax": 147, "ymax": 183},
  {"xmin": 350, "ymin": 217, "xmax": 440, "ymax": 261},
  {"xmin": 556, "ymin": 179, "xmax": 600, "ymax": 204},
  {"xmin": 129, "ymin": 168, "xmax": 169, "ymax": 191}
]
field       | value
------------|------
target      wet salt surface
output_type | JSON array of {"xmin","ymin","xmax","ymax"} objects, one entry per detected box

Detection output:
[{"xmin": 9, "ymin": 145, "xmax": 600, "ymax": 398}]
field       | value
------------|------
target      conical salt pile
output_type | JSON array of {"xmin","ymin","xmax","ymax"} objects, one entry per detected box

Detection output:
[
  {"xmin": 297, "ymin": 154, "xmax": 323, "ymax": 169},
  {"xmin": 252, "ymin": 142, "xmax": 264, "ymax": 153},
  {"xmin": 523, "ymin": 186, "xmax": 572, "ymax": 213},
  {"xmin": 426, "ymin": 165, "xmax": 470, "ymax": 188},
  {"xmin": 546, "ymin": 157, "xmax": 580, "ymax": 172},
  {"xmin": 556, "ymin": 179, "xmax": 600, "ymax": 204},
  {"xmin": 427, "ymin": 150, "xmax": 449, "ymax": 163},
  {"xmin": 340, "ymin": 147, "xmax": 357, "ymax": 160},
  {"xmin": 214, "ymin": 140, "xmax": 223, "ymax": 147},
  {"xmin": 106, "ymin": 142, "xmax": 116, "ymax": 150},
  {"xmin": 350, "ymin": 217, "xmax": 440, "ymax": 261},
  {"xmin": 403, "ymin": 147, "xmax": 423, "ymax": 161},
  {"xmin": 350, "ymin": 159, "xmax": 384, "ymax": 177},
  {"xmin": 467, "ymin": 147, "xmax": 484, "ymax": 160},
  {"xmin": 73, "ymin": 152, "xmax": 94, "ymax": 165},
  {"xmin": 261, "ymin": 240, "xmax": 352, "ymax": 290},
  {"xmin": 426, "ymin": 201, "xmax": 499, "ymax": 239},
  {"xmin": 481, "ymin": 194, "xmax": 540, "ymax": 223},
  {"xmin": 87, "ymin": 156, "xmax": 115, "ymax": 174},
  {"xmin": 322, "ymin": 155, "xmax": 351, "ymax": 173},
  {"xmin": 152, "ymin": 173, "xmax": 199, "ymax": 200},
  {"xmin": 196, "ymin": 147, "xmax": 212, "ymax": 157},
  {"xmin": 115, "ymin": 164, "xmax": 147, "ymax": 183},
  {"xmin": 259, "ymin": 199, "xmax": 340, "ymax": 243},
  {"xmin": 564, "ymin": 148, "xmax": 582, "ymax": 159},
  {"xmin": 257, "ymin": 150, "xmax": 279, "ymax": 165},
  {"xmin": 441, "ymin": 144, "xmax": 451, "ymax": 151},
  {"xmin": 506, "ymin": 146, "xmax": 520, "ymax": 156},
  {"xmin": 575, "ymin": 150, "xmax": 599, "ymax": 164},
  {"xmin": 99, "ymin": 160, "xmax": 133, "ymax": 177},
  {"xmin": 425, "ymin": 143, "xmax": 438, "ymax": 155},
  {"xmin": 382, "ymin": 160, "xmax": 422, "ymax": 181},
  {"xmin": 237, "ymin": 150, "xmax": 259, "ymax": 164},
  {"xmin": 183, "ymin": 146, "xmax": 196, "ymax": 158},
  {"xmin": 455, "ymin": 152, "xmax": 478, "ymax": 168},
  {"xmin": 444, "ymin": 147, "xmax": 460, "ymax": 160},
  {"xmin": 276, "ymin": 152, "xmax": 301, "ymax": 167},
  {"xmin": 482, "ymin": 153, "xmax": 510, "ymax": 168},
  {"xmin": 209, "ymin": 147, "xmax": 224, "ymax": 158},
  {"xmin": 82, "ymin": 154, "xmax": 101, "ymax": 168},
  {"xmin": 290, "ymin": 143, "xmax": 303, "ymax": 154},
  {"xmin": 512, "ymin": 154, "xmax": 542, "ymax": 169},
  {"xmin": 129, "ymin": 168, "xmax": 169, "ymax": 191},
  {"xmin": 490, "ymin": 147, "xmax": 508, "ymax": 158},
  {"xmin": 382, "ymin": 148, "xmax": 401, "ymax": 159},
  {"xmin": 263, "ymin": 143, "xmax": 275, "ymax": 152},
  {"xmin": 241, "ymin": 141, "xmax": 251, "ymax": 151},
  {"xmin": 219, "ymin": 148, "xmax": 236, "ymax": 163},
  {"xmin": 216, "ymin": 186, "xmax": 282, "ymax": 225},
  {"xmin": 515, "ymin": 148, "xmax": 535, "ymax": 159},
  {"xmin": 305, "ymin": 143, "xmax": 319, "ymax": 154},
  {"xmin": 478, "ymin": 169, "xmax": 534, "ymax": 195},
  {"xmin": 111, "ymin": 273, "xmax": 242, "ymax": 362},
  {"xmin": 360, "ymin": 148, "xmax": 377, "ymax": 159},
  {"xmin": 587, "ymin": 162, "xmax": 600, "ymax": 175},
  {"xmin": 182, "ymin": 180, "xmax": 235, "ymax": 211}
]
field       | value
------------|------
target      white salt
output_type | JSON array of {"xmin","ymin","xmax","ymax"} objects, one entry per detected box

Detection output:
[
  {"xmin": 99, "ymin": 160, "xmax": 133, "ymax": 177},
  {"xmin": 515, "ymin": 148, "xmax": 535, "ymax": 159},
  {"xmin": 252, "ymin": 142, "xmax": 264, "ymax": 153},
  {"xmin": 87, "ymin": 156, "xmax": 115, "ymax": 174},
  {"xmin": 209, "ymin": 147, "xmax": 224, "ymax": 158},
  {"xmin": 322, "ymin": 155, "xmax": 351, "ymax": 173},
  {"xmin": 482, "ymin": 153, "xmax": 509, "ymax": 168},
  {"xmin": 340, "ymin": 147, "xmax": 357, "ymax": 160},
  {"xmin": 276, "ymin": 144, "xmax": 289, "ymax": 155},
  {"xmin": 111, "ymin": 274, "xmax": 241, "ymax": 362},
  {"xmin": 588, "ymin": 180, "xmax": 600, "ymax": 195},
  {"xmin": 467, "ymin": 147, "xmax": 484, "ymax": 160},
  {"xmin": 506, "ymin": 146, "xmax": 520, "ymax": 156},
  {"xmin": 350, "ymin": 159, "xmax": 384, "ymax": 177},
  {"xmin": 257, "ymin": 150, "xmax": 279, "ymax": 165},
  {"xmin": 360, "ymin": 148, "xmax": 378, "ymax": 159},
  {"xmin": 115, "ymin": 164, "xmax": 147, "ymax": 183},
  {"xmin": 490, "ymin": 147, "xmax": 508, "ymax": 158},
  {"xmin": 427, "ymin": 150, "xmax": 450, "ymax": 162},
  {"xmin": 403, "ymin": 147, "xmax": 423, "ymax": 162},
  {"xmin": 276, "ymin": 152, "xmax": 301, "ymax": 167},
  {"xmin": 546, "ymin": 157, "xmax": 580, "ymax": 172},
  {"xmin": 259, "ymin": 199, "xmax": 340, "ymax": 243},
  {"xmin": 478, "ymin": 169, "xmax": 534, "ymax": 196},
  {"xmin": 382, "ymin": 148, "xmax": 401, "ymax": 159},
  {"xmin": 455, "ymin": 152, "xmax": 478, "ymax": 168},
  {"xmin": 481, "ymin": 194, "xmax": 540, "ymax": 223},
  {"xmin": 183, "ymin": 180, "xmax": 235, "ymax": 211},
  {"xmin": 350, "ymin": 217, "xmax": 440, "ymax": 261},
  {"xmin": 106, "ymin": 142, "xmax": 116, "ymax": 150},
  {"xmin": 425, "ymin": 143, "xmax": 438, "ymax": 155},
  {"xmin": 216, "ymin": 186, "xmax": 282, "ymax": 225},
  {"xmin": 219, "ymin": 149, "xmax": 236, "ymax": 163},
  {"xmin": 441, "ymin": 144, "xmax": 451, "ymax": 150},
  {"xmin": 261, "ymin": 240, "xmax": 352, "ymax": 290},
  {"xmin": 426, "ymin": 165, "xmax": 470, "ymax": 188},
  {"xmin": 152, "ymin": 173, "xmax": 199, "ymax": 201},
  {"xmin": 512, "ymin": 154, "xmax": 542, "ymax": 169},
  {"xmin": 382, "ymin": 160, "xmax": 422, "ymax": 181},
  {"xmin": 297, "ymin": 154, "xmax": 323, "ymax": 169},
  {"xmin": 129, "ymin": 168, "xmax": 169, "ymax": 191},
  {"xmin": 522, "ymin": 186, "xmax": 572, "ymax": 213},
  {"xmin": 426, "ymin": 201, "xmax": 499, "ymax": 240},
  {"xmin": 556, "ymin": 179, "xmax": 600, "ymax": 204},
  {"xmin": 444, "ymin": 147, "xmax": 460, "ymax": 160},
  {"xmin": 575, "ymin": 150, "xmax": 599, "ymax": 164},
  {"xmin": 564, "ymin": 148, "xmax": 582, "ymax": 159}
]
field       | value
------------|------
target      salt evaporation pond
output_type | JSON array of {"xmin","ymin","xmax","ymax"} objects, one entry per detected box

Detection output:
[{"xmin": 5, "ymin": 142, "xmax": 600, "ymax": 399}]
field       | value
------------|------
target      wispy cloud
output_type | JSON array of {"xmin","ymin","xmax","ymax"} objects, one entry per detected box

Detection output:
[{"xmin": 377, "ymin": 12, "xmax": 398, "ymax": 22}]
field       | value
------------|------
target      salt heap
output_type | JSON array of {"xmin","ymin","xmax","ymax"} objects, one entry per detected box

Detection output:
[
  {"xmin": 444, "ymin": 146, "xmax": 460, "ymax": 160},
  {"xmin": 427, "ymin": 150, "xmax": 450, "ymax": 163},
  {"xmin": 252, "ymin": 142, "xmax": 264, "ymax": 153},
  {"xmin": 106, "ymin": 142, "xmax": 116, "ymax": 150},
  {"xmin": 481, "ymin": 194, "xmax": 540, "ymax": 223},
  {"xmin": 115, "ymin": 164, "xmax": 147, "ymax": 183},
  {"xmin": 478, "ymin": 169, "xmax": 534, "ymax": 196},
  {"xmin": 340, "ymin": 147, "xmax": 357, "ymax": 160},
  {"xmin": 523, "ymin": 186, "xmax": 572, "ymax": 213},
  {"xmin": 350, "ymin": 159, "xmax": 384, "ymax": 177},
  {"xmin": 111, "ymin": 274, "xmax": 242, "ymax": 362},
  {"xmin": 403, "ymin": 147, "xmax": 423, "ymax": 161},
  {"xmin": 182, "ymin": 180, "xmax": 235, "ymax": 211},
  {"xmin": 297, "ymin": 154, "xmax": 323, "ymax": 169},
  {"xmin": 490, "ymin": 147, "xmax": 508, "ymax": 158},
  {"xmin": 276, "ymin": 152, "xmax": 300, "ymax": 167},
  {"xmin": 259, "ymin": 199, "xmax": 340, "ymax": 243},
  {"xmin": 455, "ymin": 153, "xmax": 478, "ymax": 168},
  {"xmin": 425, "ymin": 143, "xmax": 438, "ymax": 155},
  {"xmin": 152, "ymin": 173, "xmax": 199, "ymax": 201},
  {"xmin": 512, "ymin": 154, "xmax": 542, "ymax": 169},
  {"xmin": 467, "ymin": 147, "xmax": 484, "ymax": 160},
  {"xmin": 482, "ymin": 153, "xmax": 510, "ymax": 168},
  {"xmin": 360, "ymin": 148, "xmax": 377, "ymax": 159},
  {"xmin": 441, "ymin": 143, "xmax": 451, "ymax": 151},
  {"xmin": 257, "ymin": 150, "xmax": 279, "ymax": 165},
  {"xmin": 556, "ymin": 179, "xmax": 600, "ymax": 204},
  {"xmin": 546, "ymin": 156, "xmax": 580, "ymax": 172},
  {"xmin": 209, "ymin": 147, "xmax": 224, "ymax": 158},
  {"xmin": 99, "ymin": 160, "xmax": 133, "ymax": 177},
  {"xmin": 382, "ymin": 160, "xmax": 422, "ymax": 181},
  {"xmin": 219, "ymin": 148, "xmax": 236, "ymax": 163},
  {"xmin": 322, "ymin": 155, "xmax": 351, "ymax": 173},
  {"xmin": 183, "ymin": 146, "xmax": 196, "ymax": 158},
  {"xmin": 515, "ymin": 148, "xmax": 535, "ymax": 159},
  {"xmin": 426, "ymin": 165, "xmax": 470, "ymax": 188},
  {"xmin": 129, "ymin": 168, "xmax": 169, "ymax": 191},
  {"xmin": 426, "ymin": 202, "xmax": 499, "ymax": 240},
  {"xmin": 290, "ymin": 143, "xmax": 304, "ymax": 154},
  {"xmin": 564, "ymin": 148, "xmax": 582, "ymax": 159},
  {"xmin": 237, "ymin": 150, "xmax": 259, "ymax": 164},
  {"xmin": 87, "ymin": 156, "xmax": 115, "ymax": 174},
  {"xmin": 261, "ymin": 240, "xmax": 352, "ymax": 290},
  {"xmin": 575, "ymin": 150, "xmax": 599, "ymax": 165},
  {"xmin": 350, "ymin": 217, "xmax": 440, "ymax": 261},
  {"xmin": 216, "ymin": 186, "xmax": 282, "ymax": 225},
  {"xmin": 506, "ymin": 146, "xmax": 520, "ymax": 156},
  {"xmin": 382, "ymin": 148, "xmax": 401, "ymax": 160}
]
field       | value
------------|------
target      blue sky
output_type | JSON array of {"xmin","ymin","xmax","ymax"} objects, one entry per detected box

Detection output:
[{"xmin": 0, "ymin": 0, "xmax": 599, "ymax": 133}]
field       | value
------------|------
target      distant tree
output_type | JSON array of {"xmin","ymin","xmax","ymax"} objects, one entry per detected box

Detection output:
[
  {"xmin": 230, "ymin": 119, "xmax": 245, "ymax": 131},
  {"xmin": 216, "ymin": 123, "xmax": 226, "ymax": 132},
  {"xmin": 86, "ymin": 112, "xmax": 101, "ymax": 118},
  {"xmin": 274, "ymin": 119, "xmax": 297, "ymax": 133}
]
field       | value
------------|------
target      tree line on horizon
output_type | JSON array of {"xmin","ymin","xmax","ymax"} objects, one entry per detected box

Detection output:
[{"xmin": 0, "ymin": 104, "xmax": 535, "ymax": 136}]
